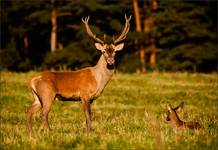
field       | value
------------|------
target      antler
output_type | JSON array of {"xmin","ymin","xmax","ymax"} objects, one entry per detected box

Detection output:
[
  {"xmin": 113, "ymin": 14, "xmax": 132, "ymax": 44},
  {"xmin": 81, "ymin": 16, "xmax": 104, "ymax": 44}
]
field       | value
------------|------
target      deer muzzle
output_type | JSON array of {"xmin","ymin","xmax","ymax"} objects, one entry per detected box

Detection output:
[{"xmin": 106, "ymin": 57, "xmax": 115, "ymax": 65}]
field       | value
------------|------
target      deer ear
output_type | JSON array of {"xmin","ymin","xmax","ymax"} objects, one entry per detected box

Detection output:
[
  {"xmin": 95, "ymin": 43, "xmax": 104, "ymax": 51},
  {"xmin": 175, "ymin": 102, "xmax": 184, "ymax": 113},
  {"xmin": 114, "ymin": 43, "xmax": 124, "ymax": 51},
  {"xmin": 166, "ymin": 104, "xmax": 173, "ymax": 112}
]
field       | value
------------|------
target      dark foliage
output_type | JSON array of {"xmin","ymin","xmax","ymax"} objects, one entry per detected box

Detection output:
[{"xmin": 0, "ymin": 0, "xmax": 217, "ymax": 72}]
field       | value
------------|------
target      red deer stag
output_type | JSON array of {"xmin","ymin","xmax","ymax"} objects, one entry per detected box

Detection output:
[
  {"xmin": 27, "ymin": 15, "xmax": 131, "ymax": 135},
  {"xmin": 166, "ymin": 102, "xmax": 201, "ymax": 131}
]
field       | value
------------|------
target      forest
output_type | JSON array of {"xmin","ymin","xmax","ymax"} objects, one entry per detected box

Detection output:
[
  {"xmin": 0, "ymin": 0, "xmax": 217, "ymax": 73},
  {"xmin": 0, "ymin": 1, "xmax": 218, "ymax": 149}
]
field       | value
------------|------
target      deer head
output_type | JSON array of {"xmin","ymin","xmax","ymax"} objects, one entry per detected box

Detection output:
[
  {"xmin": 166, "ymin": 102, "xmax": 184, "ymax": 122},
  {"xmin": 81, "ymin": 15, "xmax": 131, "ymax": 65}
]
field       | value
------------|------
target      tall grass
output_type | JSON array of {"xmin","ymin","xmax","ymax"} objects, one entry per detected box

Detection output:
[{"xmin": 0, "ymin": 71, "xmax": 217, "ymax": 149}]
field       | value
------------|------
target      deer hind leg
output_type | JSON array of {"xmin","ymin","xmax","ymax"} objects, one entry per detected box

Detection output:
[
  {"xmin": 27, "ymin": 90, "xmax": 42, "ymax": 135},
  {"xmin": 38, "ymin": 87, "xmax": 56, "ymax": 134},
  {"xmin": 41, "ymin": 101, "xmax": 53, "ymax": 134}
]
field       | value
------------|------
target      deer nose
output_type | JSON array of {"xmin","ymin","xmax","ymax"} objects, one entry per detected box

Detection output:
[{"xmin": 107, "ymin": 58, "xmax": 114, "ymax": 65}]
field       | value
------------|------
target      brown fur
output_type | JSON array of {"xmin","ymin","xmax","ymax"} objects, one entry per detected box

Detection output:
[
  {"xmin": 166, "ymin": 102, "xmax": 201, "ymax": 131},
  {"xmin": 50, "ymin": 69, "xmax": 97, "ymax": 100},
  {"xmin": 27, "ymin": 15, "xmax": 130, "ymax": 136},
  {"xmin": 27, "ymin": 68, "xmax": 103, "ymax": 135},
  {"xmin": 27, "ymin": 48, "xmax": 125, "ymax": 135}
]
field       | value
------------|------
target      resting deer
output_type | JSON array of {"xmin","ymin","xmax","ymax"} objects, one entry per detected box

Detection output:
[
  {"xmin": 27, "ymin": 15, "xmax": 131, "ymax": 135},
  {"xmin": 166, "ymin": 102, "xmax": 201, "ymax": 131}
]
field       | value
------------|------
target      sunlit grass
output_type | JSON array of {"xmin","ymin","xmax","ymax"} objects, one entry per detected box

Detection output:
[{"xmin": 0, "ymin": 71, "xmax": 217, "ymax": 149}]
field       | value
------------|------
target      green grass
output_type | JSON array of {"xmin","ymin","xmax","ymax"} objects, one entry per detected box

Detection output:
[{"xmin": 0, "ymin": 71, "xmax": 217, "ymax": 149}]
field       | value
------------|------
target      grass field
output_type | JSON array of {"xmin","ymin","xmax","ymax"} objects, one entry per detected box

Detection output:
[{"xmin": 0, "ymin": 71, "xmax": 217, "ymax": 149}]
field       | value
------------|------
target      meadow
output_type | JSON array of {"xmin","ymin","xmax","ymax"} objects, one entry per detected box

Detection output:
[{"xmin": 0, "ymin": 71, "xmax": 217, "ymax": 149}]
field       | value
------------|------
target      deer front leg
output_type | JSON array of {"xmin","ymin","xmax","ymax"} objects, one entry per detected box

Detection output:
[{"xmin": 82, "ymin": 100, "xmax": 92, "ymax": 134}]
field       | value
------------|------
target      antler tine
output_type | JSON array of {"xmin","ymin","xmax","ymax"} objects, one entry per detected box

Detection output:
[
  {"xmin": 125, "ymin": 14, "xmax": 132, "ymax": 22},
  {"xmin": 81, "ymin": 16, "xmax": 89, "ymax": 23},
  {"xmin": 114, "ymin": 15, "xmax": 132, "ymax": 44},
  {"xmin": 81, "ymin": 16, "xmax": 104, "ymax": 44}
]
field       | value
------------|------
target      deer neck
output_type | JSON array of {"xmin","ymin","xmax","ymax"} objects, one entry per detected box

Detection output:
[
  {"xmin": 92, "ymin": 54, "xmax": 114, "ymax": 93},
  {"xmin": 170, "ymin": 114, "xmax": 184, "ymax": 129}
]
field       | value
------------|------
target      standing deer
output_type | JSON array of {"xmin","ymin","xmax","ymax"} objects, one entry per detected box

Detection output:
[
  {"xmin": 27, "ymin": 15, "xmax": 131, "ymax": 135},
  {"xmin": 166, "ymin": 102, "xmax": 201, "ymax": 131}
]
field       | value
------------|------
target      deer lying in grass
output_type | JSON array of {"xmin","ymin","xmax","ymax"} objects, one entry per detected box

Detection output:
[
  {"xmin": 27, "ymin": 15, "xmax": 131, "ymax": 135},
  {"xmin": 166, "ymin": 102, "xmax": 201, "ymax": 131}
]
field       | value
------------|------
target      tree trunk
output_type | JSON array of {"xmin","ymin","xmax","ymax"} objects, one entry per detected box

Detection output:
[
  {"xmin": 143, "ymin": 0, "xmax": 158, "ymax": 69},
  {"xmin": 133, "ymin": 0, "xmax": 142, "ymax": 32},
  {"xmin": 24, "ymin": 34, "xmax": 28, "ymax": 49},
  {"xmin": 133, "ymin": 0, "xmax": 146, "ymax": 72},
  {"xmin": 149, "ymin": 0, "xmax": 158, "ymax": 68},
  {"xmin": 143, "ymin": 15, "xmax": 153, "ymax": 70},
  {"xmin": 133, "ymin": 0, "xmax": 158, "ymax": 72},
  {"xmin": 143, "ymin": 15, "xmax": 154, "ymax": 33},
  {"xmin": 151, "ymin": 0, "xmax": 158, "ymax": 10},
  {"xmin": 58, "ymin": 42, "xmax": 63, "ymax": 50},
  {"xmin": 51, "ymin": 0, "xmax": 57, "ymax": 53},
  {"xmin": 139, "ymin": 47, "xmax": 146, "ymax": 72},
  {"xmin": 150, "ymin": 47, "xmax": 157, "ymax": 67},
  {"xmin": 23, "ymin": 33, "xmax": 29, "ymax": 59}
]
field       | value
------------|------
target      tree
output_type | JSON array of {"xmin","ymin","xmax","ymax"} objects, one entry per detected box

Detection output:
[
  {"xmin": 50, "ymin": 0, "xmax": 57, "ymax": 53},
  {"xmin": 154, "ymin": 0, "xmax": 217, "ymax": 72},
  {"xmin": 132, "ymin": 0, "xmax": 145, "ymax": 72},
  {"xmin": 132, "ymin": 0, "xmax": 158, "ymax": 72},
  {"xmin": 0, "ymin": 0, "xmax": 216, "ymax": 72},
  {"xmin": 0, "ymin": 1, "xmax": 46, "ymax": 71}
]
